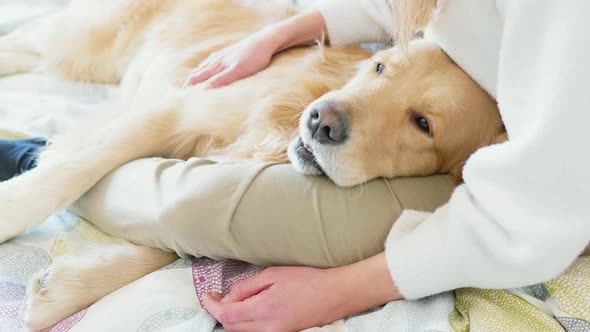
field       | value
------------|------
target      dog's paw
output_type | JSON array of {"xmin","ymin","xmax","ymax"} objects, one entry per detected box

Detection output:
[
  {"xmin": 21, "ymin": 267, "xmax": 74, "ymax": 332},
  {"xmin": 22, "ymin": 262, "xmax": 93, "ymax": 331}
]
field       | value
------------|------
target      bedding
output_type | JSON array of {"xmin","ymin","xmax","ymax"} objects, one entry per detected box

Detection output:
[{"xmin": 0, "ymin": 2, "xmax": 589, "ymax": 331}]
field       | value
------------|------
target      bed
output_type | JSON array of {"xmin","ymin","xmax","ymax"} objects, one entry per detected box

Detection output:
[{"xmin": 1, "ymin": 1, "xmax": 588, "ymax": 331}]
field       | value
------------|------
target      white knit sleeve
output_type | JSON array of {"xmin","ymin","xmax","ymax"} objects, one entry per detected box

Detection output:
[
  {"xmin": 310, "ymin": 0, "xmax": 393, "ymax": 46},
  {"xmin": 384, "ymin": 0, "xmax": 590, "ymax": 299}
]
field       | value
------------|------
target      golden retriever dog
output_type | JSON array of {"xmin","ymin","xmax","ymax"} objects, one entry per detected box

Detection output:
[{"xmin": 0, "ymin": 0, "xmax": 504, "ymax": 329}]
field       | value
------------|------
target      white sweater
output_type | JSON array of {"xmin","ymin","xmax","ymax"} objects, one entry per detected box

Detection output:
[{"xmin": 313, "ymin": 0, "xmax": 590, "ymax": 299}]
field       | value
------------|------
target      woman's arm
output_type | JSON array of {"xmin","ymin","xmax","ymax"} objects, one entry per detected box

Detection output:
[
  {"xmin": 185, "ymin": 0, "xmax": 394, "ymax": 88},
  {"xmin": 73, "ymin": 157, "xmax": 454, "ymax": 267},
  {"xmin": 273, "ymin": 10, "xmax": 329, "ymax": 52},
  {"xmin": 202, "ymin": 252, "xmax": 401, "ymax": 332},
  {"xmin": 184, "ymin": 10, "xmax": 327, "ymax": 88}
]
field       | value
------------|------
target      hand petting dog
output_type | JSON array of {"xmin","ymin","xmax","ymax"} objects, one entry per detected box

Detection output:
[{"xmin": 184, "ymin": 11, "xmax": 328, "ymax": 89}]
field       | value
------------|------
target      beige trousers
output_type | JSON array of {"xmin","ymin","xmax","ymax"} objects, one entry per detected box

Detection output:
[{"xmin": 72, "ymin": 158, "xmax": 455, "ymax": 267}]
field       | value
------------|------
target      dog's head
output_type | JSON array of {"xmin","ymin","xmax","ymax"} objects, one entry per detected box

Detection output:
[{"xmin": 289, "ymin": 40, "xmax": 504, "ymax": 186}]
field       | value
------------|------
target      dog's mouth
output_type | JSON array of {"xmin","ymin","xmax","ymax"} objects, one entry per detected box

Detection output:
[
  {"xmin": 292, "ymin": 137, "xmax": 324, "ymax": 174},
  {"xmin": 299, "ymin": 141, "xmax": 315, "ymax": 161}
]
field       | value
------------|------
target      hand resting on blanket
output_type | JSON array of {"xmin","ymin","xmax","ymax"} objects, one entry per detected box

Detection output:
[{"xmin": 202, "ymin": 253, "xmax": 401, "ymax": 332}]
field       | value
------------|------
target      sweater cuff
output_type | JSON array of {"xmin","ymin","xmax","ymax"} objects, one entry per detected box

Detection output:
[
  {"xmin": 384, "ymin": 206, "xmax": 460, "ymax": 300},
  {"xmin": 310, "ymin": 0, "xmax": 390, "ymax": 46}
]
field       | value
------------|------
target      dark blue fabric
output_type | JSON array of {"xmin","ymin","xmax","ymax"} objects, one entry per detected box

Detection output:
[{"xmin": 0, "ymin": 137, "xmax": 46, "ymax": 181}]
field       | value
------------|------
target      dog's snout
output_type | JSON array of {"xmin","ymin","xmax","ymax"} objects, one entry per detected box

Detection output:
[{"xmin": 307, "ymin": 101, "xmax": 348, "ymax": 144}]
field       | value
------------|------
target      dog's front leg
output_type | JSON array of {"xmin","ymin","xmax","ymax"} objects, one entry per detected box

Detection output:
[{"xmin": 0, "ymin": 105, "xmax": 181, "ymax": 242}]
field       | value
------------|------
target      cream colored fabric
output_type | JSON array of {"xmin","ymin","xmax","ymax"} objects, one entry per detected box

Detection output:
[
  {"xmin": 0, "ymin": 127, "xmax": 30, "ymax": 139},
  {"xmin": 73, "ymin": 157, "xmax": 454, "ymax": 267}
]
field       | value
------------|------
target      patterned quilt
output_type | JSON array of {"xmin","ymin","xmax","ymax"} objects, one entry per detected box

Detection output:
[
  {"xmin": 1, "ymin": 214, "xmax": 589, "ymax": 332},
  {"xmin": 1, "ymin": 1, "xmax": 589, "ymax": 331}
]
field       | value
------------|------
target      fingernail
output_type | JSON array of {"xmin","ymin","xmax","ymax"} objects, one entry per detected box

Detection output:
[{"xmin": 220, "ymin": 296, "xmax": 229, "ymax": 304}]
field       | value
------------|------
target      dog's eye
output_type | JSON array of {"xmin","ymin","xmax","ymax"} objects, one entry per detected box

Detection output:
[
  {"xmin": 412, "ymin": 114, "xmax": 432, "ymax": 135},
  {"xmin": 375, "ymin": 63, "xmax": 385, "ymax": 74}
]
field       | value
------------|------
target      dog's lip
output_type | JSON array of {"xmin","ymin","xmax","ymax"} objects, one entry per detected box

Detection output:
[
  {"xmin": 294, "ymin": 136, "xmax": 325, "ymax": 175},
  {"xmin": 296, "ymin": 139, "xmax": 315, "ymax": 162},
  {"xmin": 295, "ymin": 137, "xmax": 321, "ymax": 167}
]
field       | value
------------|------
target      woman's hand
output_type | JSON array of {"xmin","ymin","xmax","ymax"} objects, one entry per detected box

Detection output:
[
  {"xmin": 184, "ymin": 11, "xmax": 328, "ymax": 89},
  {"xmin": 184, "ymin": 31, "xmax": 280, "ymax": 89},
  {"xmin": 203, "ymin": 266, "xmax": 347, "ymax": 331},
  {"xmin": 202, "ymin": 253, "xmax": 401, "ymax": 332}
]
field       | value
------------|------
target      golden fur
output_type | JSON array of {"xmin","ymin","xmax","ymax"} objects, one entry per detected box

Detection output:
[{"xmin": 0, "ymin": 0, "xmax": 504, "ymax": 329}]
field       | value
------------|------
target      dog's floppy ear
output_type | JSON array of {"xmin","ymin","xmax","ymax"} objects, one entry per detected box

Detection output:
[{"xmin": 449, "ymin": 131, "xmax": 508, "ymax": 184}]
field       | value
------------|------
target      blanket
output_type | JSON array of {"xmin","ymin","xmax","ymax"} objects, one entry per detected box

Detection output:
[{"xmin": 1, "ymin": 1, "xmax": 588, "ymax": 331}]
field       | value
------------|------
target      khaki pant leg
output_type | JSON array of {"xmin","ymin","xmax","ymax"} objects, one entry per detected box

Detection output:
[{"xmin": 72, "ymin": 157, "xmax": 454, "ymax": 267}]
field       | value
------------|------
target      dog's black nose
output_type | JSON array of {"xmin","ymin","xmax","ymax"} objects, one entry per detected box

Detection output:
[{"xmin": 307, "ymin": 101, "xmax": 348, "ymax": 144}]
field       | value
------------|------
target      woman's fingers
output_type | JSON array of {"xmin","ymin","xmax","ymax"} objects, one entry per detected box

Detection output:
[
  {"xmin": 203, "ymin": 64, "xmax": 248, "ymax": 89},
  {"xmin": 184, "ymin": 61, "xmax": 223, "ymax": 87},
  {"xmin": 184, "ymin": 67, "xmax": 215, "ymax": 87},
  {"xmin": 202, "ymin": 293, "xmax": 264, "ymax": 325},
  {"xmin": 223, "ymin": 271, "xmax": 273, "ymax": 303}
]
